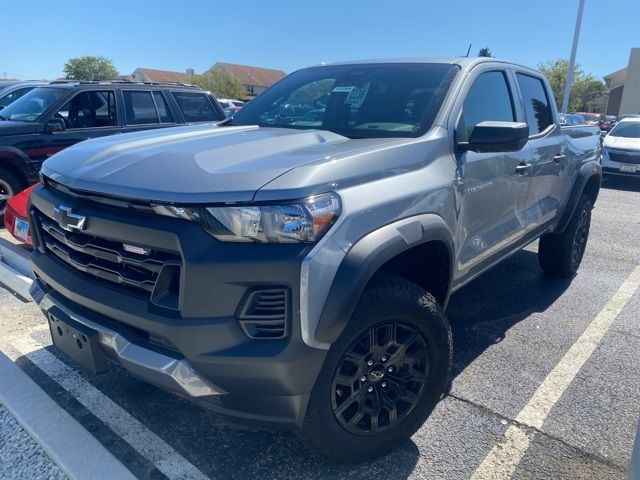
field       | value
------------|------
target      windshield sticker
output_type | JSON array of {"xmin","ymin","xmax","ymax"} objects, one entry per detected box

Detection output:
[
  {"xmin": 332, "ymin": 86, "xmax": 355, "ymax": 93},
  {"xmin": 344, "ymin": 82, "xmax": 370, "ymax": 108}
]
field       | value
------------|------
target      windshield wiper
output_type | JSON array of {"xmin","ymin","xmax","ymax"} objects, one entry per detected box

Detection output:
[{"xmin": 0, "ymin": 114, "xmax": 8, "ymax": 121}]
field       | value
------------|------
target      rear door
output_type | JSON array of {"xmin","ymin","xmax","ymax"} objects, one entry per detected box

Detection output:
[
  {"xmin": 512, "ymin": 71, "xmax": 565, "ymax": 231},
  {"xmin": 453, "ymin": 67, "xmax": 533, "ymax": 278}
]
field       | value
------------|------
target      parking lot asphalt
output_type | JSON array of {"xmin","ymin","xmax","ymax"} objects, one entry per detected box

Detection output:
[{"xmin": 0, "ymin": 176, "xmax": 639, "ymax": 479}]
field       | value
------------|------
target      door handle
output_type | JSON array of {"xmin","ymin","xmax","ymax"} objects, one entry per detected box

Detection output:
[
  {"xmin": 515, "ymin": 162, "xmax": 532, "ymax": 175},
  {"xmin": 553, "ymin": 154, "xmax": 566, "ymax": 163}
]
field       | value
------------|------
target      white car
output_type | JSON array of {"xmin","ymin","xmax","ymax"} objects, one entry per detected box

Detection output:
[{"xmin": 601, "ymin": 118, "xmax": 640, "ymax": 177}]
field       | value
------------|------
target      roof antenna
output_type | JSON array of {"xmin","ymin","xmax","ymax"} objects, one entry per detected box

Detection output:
[{"xmin": 465, "ymin": 43, "xmax": 472, "ymax": 57}]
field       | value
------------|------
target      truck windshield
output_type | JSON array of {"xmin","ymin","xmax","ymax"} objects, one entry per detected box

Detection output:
[
  {"xmin": 0, "ymin": 87, "xmax": 67, "ymax": 122},
  {"xmin": 609, "ymin": 121, "xmax": 640, "ymax": 138},
  {"xmin": 230, "ymin": 63, "xmax": 459, "ymax": 138}
]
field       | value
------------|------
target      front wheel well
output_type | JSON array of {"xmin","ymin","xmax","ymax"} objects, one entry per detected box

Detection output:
[{"xmin": 375, "ymin": 241, "xmax": 451, "ymax": 307}]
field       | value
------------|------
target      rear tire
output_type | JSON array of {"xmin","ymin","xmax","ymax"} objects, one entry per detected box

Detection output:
[
  {"xmin": 298, "ymin": 273, "xmax": 451, "ymax": 462},
  {"xmin": 0, "ymin": 167, "xmax": 25, "ymax": 217},
  {"xmin": 538, "ymin": 194, "xmax": 592, "ymax": 278}
]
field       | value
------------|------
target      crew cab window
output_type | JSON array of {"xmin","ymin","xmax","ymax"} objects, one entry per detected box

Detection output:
[
  {"xmin": 55, "ymin": 91, "xmax": 117, "ymax": 129},
  {"xmin": 516, "ymin": 73, "xmax": 553, "ymax": 135},
  {"xmin": 171, "ymin": 91, "xmax": 218, "ymax": 122},
  {"xmin": 461, "ymin": 71, "xmax": 515, "ymax": 137}
]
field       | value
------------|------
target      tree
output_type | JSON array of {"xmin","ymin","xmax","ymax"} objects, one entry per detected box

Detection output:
[
  {"xmin": 478, "ymin": 47, "xmax": 493, "ymax": 58},
  {"xmin": 63, "ymin": 55, "xmax": 118, "ymax": 81},
  {"xmin": 538, "ymin": 59, "xmax": 606, "ymax": 112},
  {"xmin": 192, "ymin": 70, "xmax": 246, "ymax": 99}
]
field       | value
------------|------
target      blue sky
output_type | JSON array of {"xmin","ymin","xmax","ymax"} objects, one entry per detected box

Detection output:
[{"xmin": 3, "ymin": 0, "xmax": 639, "ymax": 81}]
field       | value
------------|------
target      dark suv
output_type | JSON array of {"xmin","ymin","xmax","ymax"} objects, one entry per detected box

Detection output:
[{"xmin": 0, "ymin": 81, "xmax": 225, "ymax": 212}]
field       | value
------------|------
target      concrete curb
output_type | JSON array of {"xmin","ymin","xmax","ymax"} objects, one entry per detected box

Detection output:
[
  {"xmin": 0, "ymin": 351, "xmax": 136, "ymax": 480},
  {"xmin": 0, "ymin": 237, "xmax": 33, "ymax": 301}
]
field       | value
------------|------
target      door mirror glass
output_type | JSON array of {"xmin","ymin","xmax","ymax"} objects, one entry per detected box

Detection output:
[
  {"xmin": 460, "ymin": 121, "xmax": 529, "ymax": 153},
  {"xmin": 46, "ymin": 118, "xmax": 66, "ymax": 133}
]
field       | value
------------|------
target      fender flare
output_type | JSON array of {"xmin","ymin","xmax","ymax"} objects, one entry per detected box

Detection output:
[
  {"xmin": 314, "ymin": 214, "xmax": 455, "ymax": 345},
  {"xmin": 554, "ymin": 160, "xmax": 601, "ymax": 234}
]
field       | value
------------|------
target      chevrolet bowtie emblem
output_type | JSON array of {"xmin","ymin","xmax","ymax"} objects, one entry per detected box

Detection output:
[{"xmin": 53, "ymin": 206, "xmax": 86, "ymax": 232}]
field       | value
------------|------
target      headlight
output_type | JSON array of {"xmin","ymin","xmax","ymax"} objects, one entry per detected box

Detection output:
[{"xmin": 153, "ymin": 193, "xmax": 341, "ymax": 243}]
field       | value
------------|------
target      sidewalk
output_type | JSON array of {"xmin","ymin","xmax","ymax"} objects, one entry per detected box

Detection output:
[{"xmin": 0, "ymin": 404, "xmax": 67, "ymax": 480}]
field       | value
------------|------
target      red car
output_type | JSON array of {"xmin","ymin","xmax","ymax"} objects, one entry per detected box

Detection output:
[
  {"xmin": 576, "ymin": 112, "xmax": 609, "ymax": 131},
  {"xmin": 3, "ymin": 183, "xmax": 38, "ymax": 245}
]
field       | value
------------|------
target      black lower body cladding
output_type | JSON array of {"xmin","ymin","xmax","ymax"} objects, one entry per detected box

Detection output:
[{"xmin": 28, "ymin": 183, "xmax": 327, "ymax": 424}]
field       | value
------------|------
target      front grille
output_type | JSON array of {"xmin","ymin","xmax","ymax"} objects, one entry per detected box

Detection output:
[
  {"xmin": 34, "ymin": 209, "xmax": 181, "ymax": 299},
  {"xmin": 237, "ymin": 288, "xmax": 289, "ymax": 339},
  {"xmin": 608, "ymin": 149, "xmax": 640, "ymax": 165}
]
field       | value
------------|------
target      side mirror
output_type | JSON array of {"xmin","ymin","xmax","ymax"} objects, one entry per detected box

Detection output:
[
  {"xmin": 46, "ymin": 118, "xmax": 66, "ymax": 133},
  {"xmin": 458, "ymin": 121, "xmax": 529, "ymax": 153}
]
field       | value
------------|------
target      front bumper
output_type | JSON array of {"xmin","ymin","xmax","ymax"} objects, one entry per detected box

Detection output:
[
  {"xmin": 602, "ymin": 149, "xmax": 640, "ymax": 177},
  {"xmin": 28, "ymin": 183, "xmax": 328, "ymax": 424},
  {"xmin": 31, "ymin": 283, "xmax": 223, "ymax": 397}
]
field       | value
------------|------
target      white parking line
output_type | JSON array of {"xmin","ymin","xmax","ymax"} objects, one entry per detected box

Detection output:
[
  {"xmin": 8, "ymin": 332, "xmax": 209, "ymax": 480},
  {"xmin": 471, "ymin": 265, "xmax": 640, "ymax": 480}
]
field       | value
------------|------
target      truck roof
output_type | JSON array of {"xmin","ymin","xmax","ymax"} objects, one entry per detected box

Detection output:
[{"xmin": 312, "ymin": 57, "xmax": 541, "ymax": 74}]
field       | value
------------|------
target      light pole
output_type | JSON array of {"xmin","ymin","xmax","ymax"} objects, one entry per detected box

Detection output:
[{"xmin": 560, "ymin": 0, "xmax": 586, "ymax": 114}]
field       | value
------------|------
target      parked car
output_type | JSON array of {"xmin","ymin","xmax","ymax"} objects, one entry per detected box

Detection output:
[
  {"xmin": 0, "ymin": 81, "xmax": 225, "ymax": 214},
  {"xmin": 3, "ymin": 183, "xmax": 37, "ymax": 245},
  {"xmin": 601, "ymin": 118, "xmax": 640, "ymax": 176},
  {"xmin": 560, "ymin": 113, "xmax": 586, "ymax": 126},
  {"xmin": 577, "ymin": 112, "xmax": 608, "ymax": 131},
  {"xmin": 28, "ymin": 57, "xmax": 601, "ymax": 462},
  {"xmin": 0, "ymin": 80, "xmax": 45, "ymax": 109}
]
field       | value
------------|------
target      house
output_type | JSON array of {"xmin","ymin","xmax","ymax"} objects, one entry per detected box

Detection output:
[
  {"xmin": 603, "ymin": 48, "xmax": 640, "ymax": 116},
  {"xmin": 130, "ymin": 67, "xmax": 195, "ymax": 84},
  {"xmin": 208, "ymin": 62, "xmax": 285, "ymax": 96}
]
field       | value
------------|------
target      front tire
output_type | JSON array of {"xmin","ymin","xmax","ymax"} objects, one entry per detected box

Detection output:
[
  {"xmin": 0, "ymin": 167, "xmax": 25, "ymax": 216},
  {"xmin": 299, "ymin": 274, "xmax": 452, "ymax": 462},
  {"xmin": 538, "ymin": 194, "xmax": 592, "ymax": 278}
]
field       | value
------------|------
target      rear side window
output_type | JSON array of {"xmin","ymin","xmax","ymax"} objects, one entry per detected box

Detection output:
[
  {"xmin": 123, "ymin": 91, "xmax": 159, "ymax": 125},
  {"xmin": 171, "ymin": 91, "xmax": 219, "ymax": 122},
  {"xmin": 462, "ymin": 71, "xmax": 515, "ymax": 138},
  {"xmin": 516, "ymin": 73, "xmax": 553, "ymax": 135}
]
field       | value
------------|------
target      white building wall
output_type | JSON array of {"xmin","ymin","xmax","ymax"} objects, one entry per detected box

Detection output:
[{"xmin": 620, "ymin": 48, "xmax": 640, "ymax": 115}]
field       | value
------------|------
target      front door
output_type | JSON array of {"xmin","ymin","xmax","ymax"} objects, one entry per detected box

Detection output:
[
  {"xmin": 31, "ymin": 90, "xmax": 121, "ymax": 163},
  {"xmin": 454, "ymin": 69, "xmax": 532, "ymax": 279}
]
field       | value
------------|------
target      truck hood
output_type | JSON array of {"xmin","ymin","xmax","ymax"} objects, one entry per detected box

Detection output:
[
  {"xmin": 41, "ymin": 124, "xmax": 402, "ymax": 203},
  {"xmin": 604, "ymin": 135, "xmax": 640, "ymax": 151},
  {"xmin": 0, "ymin": 120, "xmax": 37, "ymax": 136}
]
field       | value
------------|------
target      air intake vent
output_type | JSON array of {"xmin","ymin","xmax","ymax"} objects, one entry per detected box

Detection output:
[{"xmin": 237, "ymin": 288, "xmax": 289, "ymax": 339}]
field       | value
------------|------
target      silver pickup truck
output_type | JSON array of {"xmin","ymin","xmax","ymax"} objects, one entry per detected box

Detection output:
[{"xmin": 28, "ymin": 57, "xmax": 601, "ymax": 461}]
